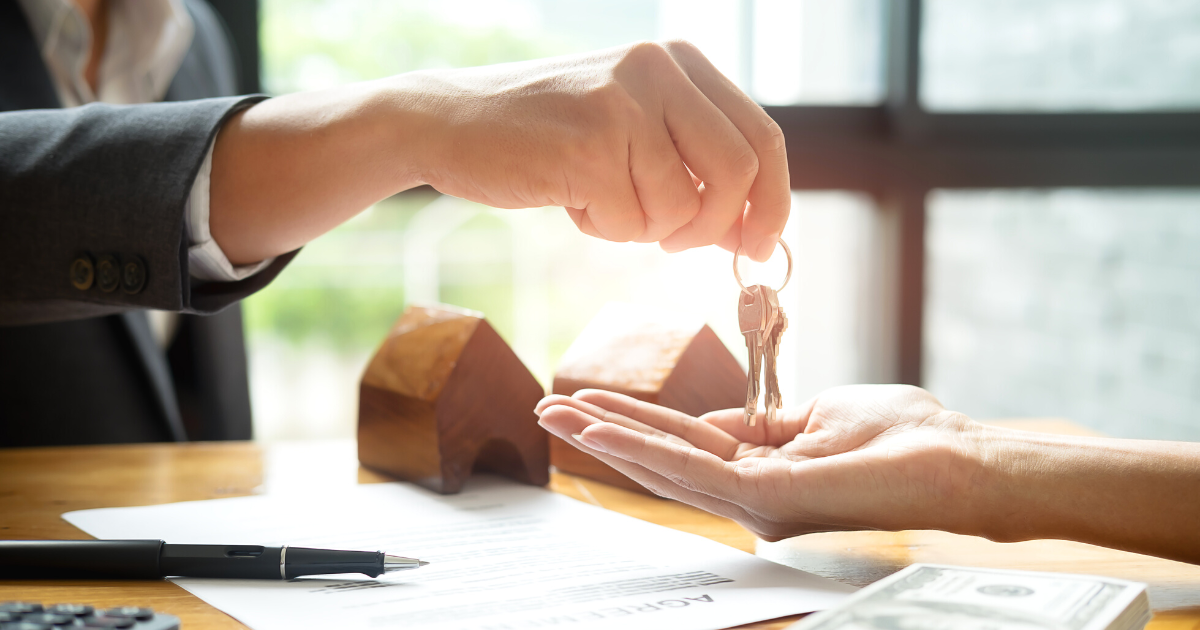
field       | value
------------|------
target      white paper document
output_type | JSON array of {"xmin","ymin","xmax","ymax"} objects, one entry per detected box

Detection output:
[{"xmin": 65, "ymin": 476, "xmax": 853, "ymax": 630}]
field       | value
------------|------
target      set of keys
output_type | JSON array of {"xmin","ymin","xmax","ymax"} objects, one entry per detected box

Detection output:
[{"xmin": 734, "ymin": 239, "xmax": 792, "ymax": 426}]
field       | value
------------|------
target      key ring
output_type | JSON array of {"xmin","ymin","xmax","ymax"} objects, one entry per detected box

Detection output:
[{"xmin": 733, "ymin": 238, "xmax": 792, "ymax": 295}]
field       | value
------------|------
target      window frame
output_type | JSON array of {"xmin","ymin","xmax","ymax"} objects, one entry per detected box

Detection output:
[{"xmin": 766, "ymin": 0, "xmax": 1200, "ymax": 385}]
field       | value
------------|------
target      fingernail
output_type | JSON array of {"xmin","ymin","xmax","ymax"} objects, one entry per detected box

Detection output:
[
  {"xmin": 572, "ymin": 433, "xmax": 607, "ymax": 453},
  {"xmin": 533, "ymin": 405, "xmax": 542, "ymax": 417}
]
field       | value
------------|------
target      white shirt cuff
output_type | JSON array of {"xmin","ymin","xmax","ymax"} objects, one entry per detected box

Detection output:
[{"xmin": 186, "ymin": 141, "xmax": 275, "ymax": 282}]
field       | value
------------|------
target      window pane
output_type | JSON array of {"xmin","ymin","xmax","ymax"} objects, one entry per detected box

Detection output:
[
  {"xmin": 750, "ymin": 0, "xmax": 884, "ymax": 105},
  {"xmin": 261, "ymin": 0, "xmax": 884, "ymax": 104},
  {"xmin": 782, "ymin": 193, "xmax": 884, "ymax": 399},
  {"xmin": 922, "ymin": 0, "xmax": 1200, "ymax": 111},
  {"xmin": 925, "ymin": 189, "xmax": 1200, "ymax": 440}
]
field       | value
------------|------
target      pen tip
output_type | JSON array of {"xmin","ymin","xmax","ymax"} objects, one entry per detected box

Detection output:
[{"xmin": 383, "ymin": 554, "xmax": 428, "ymax": 572}]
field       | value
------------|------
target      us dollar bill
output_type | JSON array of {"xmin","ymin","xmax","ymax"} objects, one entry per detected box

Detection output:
[{"xmin": 789, "ymin": 564, "xmax": 1150, "ymax": 630}]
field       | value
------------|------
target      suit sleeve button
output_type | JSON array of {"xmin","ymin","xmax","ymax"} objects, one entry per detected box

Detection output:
[
  {"xmin": 70, "ymin": 256, "xmax": 94, "ymax": 290},
  {"xmin": 96, "ymin": 255, "xmax": 120, "ymax": 292},
  {"xmin": 121, "ymin": 257, "xmax": 147, "ymax": 294}
]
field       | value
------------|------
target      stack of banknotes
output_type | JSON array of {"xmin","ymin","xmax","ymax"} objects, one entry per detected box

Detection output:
[{"xmin": 790, "ymin": 563, "xmax": 1151, "ymax": 630}]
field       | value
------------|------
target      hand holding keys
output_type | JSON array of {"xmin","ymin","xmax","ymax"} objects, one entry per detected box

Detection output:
[{"xmin": 734, "ymin": 240, "xmax": 792, "ymax": 426}]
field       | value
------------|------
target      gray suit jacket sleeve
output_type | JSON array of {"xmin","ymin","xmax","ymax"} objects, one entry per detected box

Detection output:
[{"xmin": 0, "ymin": 96, "xmax": 299, "ymax": 326}]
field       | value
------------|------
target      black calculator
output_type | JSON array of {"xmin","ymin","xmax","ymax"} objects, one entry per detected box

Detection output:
[{"xmin": 0, "ymin": 602, "xmax": 179, "ymax": 629}]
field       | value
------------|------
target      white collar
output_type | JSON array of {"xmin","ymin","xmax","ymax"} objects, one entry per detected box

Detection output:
[{"xmin": 15, "ymin": 0, "xmax": 195, "ymax": 107}]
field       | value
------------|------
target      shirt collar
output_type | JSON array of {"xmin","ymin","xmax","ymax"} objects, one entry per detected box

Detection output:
[{"xmin": 15, "ymin": 0, "xmax": 195, "ymax": 107}]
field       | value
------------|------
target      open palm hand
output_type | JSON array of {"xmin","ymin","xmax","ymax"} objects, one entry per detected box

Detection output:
[{"xmin": 536, "ymin": 385, "xmax": 988, "ymax": 541}]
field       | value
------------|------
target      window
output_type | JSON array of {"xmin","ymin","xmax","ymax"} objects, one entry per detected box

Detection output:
[
  {"xmin": 240, "ymin": 0, "xmax": 1200, "ymax": 440},
  {"xmin": 770, "ymin": 0, "xmax": 1200, "ymax": 439},
  {"xmin": 922, "ymin": 0, "xmax": 1200, "ymax": 111},
  {"xmin": 926, "ymin": 190, "xmax": 1200, "ymax": 439}
]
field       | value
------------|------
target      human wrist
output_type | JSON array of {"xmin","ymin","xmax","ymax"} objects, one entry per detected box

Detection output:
[
  {"xmin": 210, "ymin": 78, "xmax": 436, "ymax": 263},
  {"xmin": 371, "ymin": 73, "xmax": 449, "ymax": 190},
  {"xmin": 919, "ymin": 410, "xmax": 1000, "ymax": 538},
  {"xmin": 376, "ymin": 68, "xmax": 485, "ymax": 196},
  {"xmin": 970, "ymin": 427, "xmax": 1200, "ymax": 562},
  {"xmin": 968, "ymin": 426, "xmax": 1097, "ymax": 544}
]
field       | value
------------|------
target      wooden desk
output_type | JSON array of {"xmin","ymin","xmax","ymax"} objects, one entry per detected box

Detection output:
[{"xmin": 2, "ymin": 423, "xmax": 1199, "ymax": 629}]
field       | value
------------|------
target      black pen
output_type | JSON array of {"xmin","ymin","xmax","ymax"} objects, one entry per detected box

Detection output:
[{"xmin": 0, "ymin": 540, "xmax": 428, "ymax": 580}]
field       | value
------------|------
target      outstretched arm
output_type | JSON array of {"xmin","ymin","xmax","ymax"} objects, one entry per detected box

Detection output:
[
  {"xmin": 0, "ymin": 97, "xmax": 275, "ymax": 325},
  {"xmin": 535, "ymin": 386, "xmax": 1200, "ymax": 565},
  {"xmin": 976, "ymin": 426, "xmax": 1200, "ymax": 562},
  {"xmin": 209, "ymin": 41, "xmax": 790, "ymax": 266}
]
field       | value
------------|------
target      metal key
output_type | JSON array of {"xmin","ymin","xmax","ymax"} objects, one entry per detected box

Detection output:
[
  {"xmin": 739, "ymin": 286, "xmax": 766, "ymax": 426},
  {"xmin": 733, "ymin": 237, "xmax": 794, "ymax": 427},
  {"xmin": 761, "ymin": 288, "xmax": 788, "ymax": 425}
]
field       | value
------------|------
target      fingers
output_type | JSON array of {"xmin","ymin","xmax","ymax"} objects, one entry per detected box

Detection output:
[
  {"xmin": 535, "ymin": 394, "xmax": 695, "ymax": 449},
  {"xmin": 572, "ymin": 421, "xmax": 746, "ymax": 505},
  {"xmin": 700, "ymin": 396, "xmax": 816, "ymax": 449},
  {"xmin": 538, "ymin": 399, "xmax": 855, "ymax": 539},
  {"xmin": 569, "ymin": 389, "xmax": 743, "ymax": 460},
  {"xmin": 714, "ymin": 213, "xmax": 744, "ymax": 254},
  {"xmin": 611, "ymin": 44, "xmax": 755, "ymax": 256},
  {"xmin": 654, "ymin": 82, "xmax": 758, "ymax": 255},
  {"xmin": 564, "ymin": 207, "xmax": 602, "ymax": 240},
  {"xmin": 661, "ymin": 40, "xmax": 790, "ymax": 262},
  {"xmin": 577, "ymin": 143, "xmax": 650, "ymax": 242},
  {"xmin": 698, "ymin": 408, "xmax": 768, "ymax": 444},
  {"xmin": 562, "ymin": 41, "xmax": 785, "ymax": 253},
  {"xmin": 628, "ymin": 115, "xmax": 703, "ymax": 243},
  {"xmin": 536, "ymin": 405, "xmax": 757, "ymax": 523}
]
